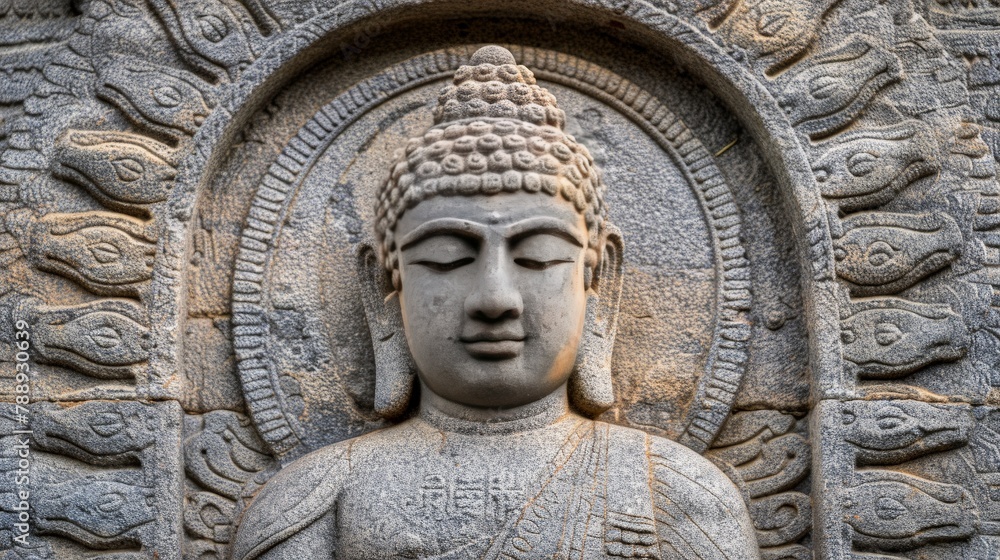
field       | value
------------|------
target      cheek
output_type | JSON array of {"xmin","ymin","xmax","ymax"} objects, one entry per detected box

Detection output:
[
  {"xmin": 520, "ymin": 264, "xmax": 587, "ymax": 330},
  {"xmin": 399, "ymin": 266, "xmax": 468, "ymax": 325}
]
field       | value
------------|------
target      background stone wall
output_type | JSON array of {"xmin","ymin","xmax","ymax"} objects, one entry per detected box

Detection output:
[{"xmin": 0, "ymin": 0, "xmax": 998, "ymax": 558}]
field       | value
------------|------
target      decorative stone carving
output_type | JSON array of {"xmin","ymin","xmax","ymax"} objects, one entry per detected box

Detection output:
[
  {"xmin": 52, "ymin": 130, "xmax": 177, "ymax": 217},
  {"xmin": 2, "ymin": 0, "xmax": 1000, "ymax": 558},
  {"xmin": 182, "ymin": 410, "xmax": 275, "ymax": 559},
  {"xmin": 146, "ymin": 0, "xmax": 266, "ymax": 80},
  {"xmin": 97, "ymin": 58, "xmax": 214, "ymax": 139},
  {"xmin": 707, "ymin": 410, "xmax": 812, "ymax": 558},
  {"xmin": 840, "ymin": 400, "xmax": 973, "ymax": 465},
  {"xmin": 0, "ymin": 400, "xmax": 182, "ymax": 556},
  {"xmin": 833, "ymin": 212, "xmax": 962, "ymax": 296},
  {"xmin": 7, "ymin": 209, "xmax": 156, "ymax": 297},
  {"xmin": 812, "ymin": 122, "xmax": 937, "ymax": 213},
  {"xmin": 840, "ymin": 297, "xmax": 969, "ymax": 379},
  {"xmin": 16, "ymin": 298, "xmax": 150, "ymax": 380},
  {"xmin": 713, "ymin": 0, "xmax": 838, "ymax": 73},
  {"xmin": 844, "ymin": 470, "xmax": 978, "ymax": 552},
  {"xmin": 229, "ymin": 45, "xmax": 758, "ymax": 559},
  {"xmin": 778, "ymin": 36, "xmax": 902, "ymax": 139}
]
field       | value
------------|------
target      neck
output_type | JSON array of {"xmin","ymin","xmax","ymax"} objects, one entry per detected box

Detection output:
[{"xmin": 418, "ymin": 382, "xmax": 573, "ymax": 435}]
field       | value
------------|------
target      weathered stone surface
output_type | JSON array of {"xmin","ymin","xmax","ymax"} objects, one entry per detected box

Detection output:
[
  {"xmin": 0, "ymin": 400, "xmax": 182, "ymax": 556},
  {"xmin": 0, "ymin": 0, "xmax": 998, "ymax": 558}
]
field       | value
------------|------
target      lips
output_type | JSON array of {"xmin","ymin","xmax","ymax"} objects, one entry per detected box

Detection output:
[{"xmin": 460, "ymin": 332, "xmax": 525, "ymax": 359}]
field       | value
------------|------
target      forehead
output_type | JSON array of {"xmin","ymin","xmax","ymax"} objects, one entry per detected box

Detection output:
[{"xmin": 395, "ymin": 191, "xmax": 584, "ymax": 234}]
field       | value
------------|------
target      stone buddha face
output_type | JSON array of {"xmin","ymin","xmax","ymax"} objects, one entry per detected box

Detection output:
[
  {"xmin": 360, "ymin": 45, "xmax": 622, "ymax": 419},
  {"xmin": 395, "ymin": 190, "xmax": 589, "ymax": 409}
]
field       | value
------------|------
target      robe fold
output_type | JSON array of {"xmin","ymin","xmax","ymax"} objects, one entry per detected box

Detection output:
[{"xmin": 232, "ymin": 419, "xmax": 760, "ymax": 560}]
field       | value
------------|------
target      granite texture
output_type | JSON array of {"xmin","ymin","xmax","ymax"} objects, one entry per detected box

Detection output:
[{"xmin": 0, "ymin": 0, "xmax": 997, "ymax": 558}]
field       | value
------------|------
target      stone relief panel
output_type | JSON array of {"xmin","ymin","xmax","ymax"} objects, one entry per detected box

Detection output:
[
  {"xmin": 696, "ymin": 0, "xmax": 998, "ymax": 555},
  {"xmin": 706, "ymin": 410, "xmax": 812, "ymax": 559},
  {"xmin": 0, "ymin": 400, "xmax": 182, "ymax": 557},
  {"xmin": 0, "ymin": 0, "xmax": 997, "ymax": 558},
  {"xmin": 181, "ymin": 410, "xmax": 275, "ymax": 559},
  {"xmin": 223, "ymin": 45, "xmax": 769, "ymax": 457}
]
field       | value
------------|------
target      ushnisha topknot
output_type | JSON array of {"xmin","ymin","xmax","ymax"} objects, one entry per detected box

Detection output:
[{"xmin": 374, "ymin": 45, "xmax": 609, "ymax": 288}]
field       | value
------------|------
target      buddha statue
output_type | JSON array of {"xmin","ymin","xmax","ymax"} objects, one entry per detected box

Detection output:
[{"xmin": 232, "ymin": 46, "xmax": 760, "ymax": 560}]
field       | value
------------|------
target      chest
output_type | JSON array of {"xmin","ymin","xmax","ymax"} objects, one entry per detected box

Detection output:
[{"xmin": 333, "ymin": 450, "xmax": 541, "ymax": 558}]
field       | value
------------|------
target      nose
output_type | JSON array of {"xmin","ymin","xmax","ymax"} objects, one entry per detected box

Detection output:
[{"xmin": 465, "ymin": 247, "xmax": 523, "ymax": 321}]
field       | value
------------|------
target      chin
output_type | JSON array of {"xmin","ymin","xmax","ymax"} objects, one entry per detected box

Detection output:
[
  {"xmin": 456, "ymin": 391, "xmax": 548, "ymax": 409},
  {"xmin": 433, "ymin": 368, "xmax": 561, "ymax": 409}
]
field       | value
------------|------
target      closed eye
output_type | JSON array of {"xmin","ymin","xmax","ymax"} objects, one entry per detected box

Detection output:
[
  {"xmin": 515, "ymin": 258, "xmax": 574, "ymax": 270},
  {"xmin": 414, "ymin": 257, "xmax": 474, "ymax": 272}
]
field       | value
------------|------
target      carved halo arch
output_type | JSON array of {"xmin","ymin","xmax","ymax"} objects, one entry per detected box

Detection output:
[{"xmin": 155, "ymin": 0, "xmax": 836, "ymax": 455}]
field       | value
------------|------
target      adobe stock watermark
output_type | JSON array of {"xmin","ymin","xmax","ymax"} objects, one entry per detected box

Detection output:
[{"xmin": 7, "ymin": 319, "xmax": 32, "ymax": 546}]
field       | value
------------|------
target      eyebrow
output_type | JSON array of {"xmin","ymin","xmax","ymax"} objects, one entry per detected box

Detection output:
[
  {"xmin": 399, "ymin": 218, "xmax": 485, "ymax": 251},
  {"xmin": 398, "ymin": 216, "xmax": 587, "ymax": 251},
  {"xmin": 507, "ymin": 217, "xmax": 586, "ymax": 247}
]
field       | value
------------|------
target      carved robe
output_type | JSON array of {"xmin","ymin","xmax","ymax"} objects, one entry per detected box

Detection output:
[{"xmin": 232, "ymin": 416, "xmax": 760, "ymax": 559}]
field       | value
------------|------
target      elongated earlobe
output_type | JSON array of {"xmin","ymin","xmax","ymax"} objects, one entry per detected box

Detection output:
[
  {"xmin": 372, "ymin": 292, "xmax": 415, "ymax": 418},
  {"xmin": 571, "ymin": 225, "xmax": 624, "ymax": 416},
  {"xmin": 356, "ymin": 244, "xmax": 415, "ymax": 418},
  {"xmin": 571, "ymin": 296, "xmax": 616, "ymax": 415}
]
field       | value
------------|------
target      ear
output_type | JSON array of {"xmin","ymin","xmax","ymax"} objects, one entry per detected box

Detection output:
[
  {"xmin": 571, "ymin": 224, "xmax": 625, "ymax": 416},
  {"xmin": 356, "ymin": 243, "xmax": 415, "ymax": 419}
]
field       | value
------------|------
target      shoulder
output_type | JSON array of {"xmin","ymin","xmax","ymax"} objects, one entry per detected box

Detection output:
[
  {"xmin": 597, "ymin": 423, "xmax": 749, "ymax": 519},
  {"xmin": 232, "ymin": 441, "xmax": 353, "ymax": 560},
  {"xmin": 645, "ymin": 433, "xmax": 761, "ymax": 560},
  {"xmin": 646, "ymin": 434, "xmax": 746, "ymax": 506},
  {"xmin": 599, "ymin": 423, "xmax": 743, "ymax": 500}
]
